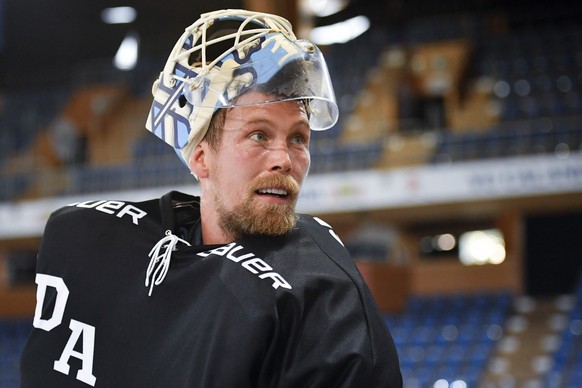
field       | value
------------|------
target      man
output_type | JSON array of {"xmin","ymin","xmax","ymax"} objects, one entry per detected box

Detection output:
[{"xmin": 21, "ymin": 9, "xmax": 402, "ymax": 387}]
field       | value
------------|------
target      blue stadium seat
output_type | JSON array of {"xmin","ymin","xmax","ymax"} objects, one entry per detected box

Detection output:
[
  {"xmin": 542, "ymin": 272, "xmax": 582, "ymax": 387},
  {"xmin": 0, "ymin": 318, "xmax": 32, "ymax": 388},
  {"xmin": 385, "ymin": 291, "xmax": 512, "ymax": 386}
]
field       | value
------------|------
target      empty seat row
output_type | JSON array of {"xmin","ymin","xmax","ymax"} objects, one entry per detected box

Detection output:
[{"xmin": 385, "ymin": 291, "xmax": 513, "ymax": 387}]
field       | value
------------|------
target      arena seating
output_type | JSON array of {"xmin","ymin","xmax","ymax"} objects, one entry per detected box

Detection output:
[
  {"xmin": 385, "ymin": 291, "xmax": 512, "ymax": 387},
  {"xmin": 2, "ymin": 6, "xmax": 582, "ymax": 200},
  {"xmin": 543, "ymin": 273, "xmax": 582, "ymax": 387},
  {"xmin": 0, "ymin": 318, "xmax": 31, "ymax": 388},
  {"xmin": 432, "ymin": 117, "xmax": 582, "ymax": 163},
  {"xmin": 381, "ymin": 272, "xmax": 582, "ymax": 388}
]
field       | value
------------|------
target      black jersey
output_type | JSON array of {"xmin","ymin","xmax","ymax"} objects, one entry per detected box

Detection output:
[{"xmin": 20, "ymin": 191, "xmax": 402, "ymax": 387}]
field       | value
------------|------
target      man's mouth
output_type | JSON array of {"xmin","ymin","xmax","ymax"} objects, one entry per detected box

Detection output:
[{"xmin": 256, "ymin": 188, "xmax": 289, "ymax": 199}]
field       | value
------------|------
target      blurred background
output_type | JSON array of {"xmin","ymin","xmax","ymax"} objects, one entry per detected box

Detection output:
[{"xmin": 1, "ymin": 0, "xmax": 582, "ymax": 387}]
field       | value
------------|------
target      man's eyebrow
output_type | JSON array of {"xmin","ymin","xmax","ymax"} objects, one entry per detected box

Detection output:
[{"xmin": 243, "ymin": 116, "xmax": 310, "ymax": 128}]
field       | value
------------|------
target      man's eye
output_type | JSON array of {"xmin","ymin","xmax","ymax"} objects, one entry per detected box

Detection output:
[
  {"xmin": 250, "ymin": 132, "xmax": 266, "ymax": 141},
  {"xmin": 292, "ymin": 134, "xmax": 306, "ymax": 145}
]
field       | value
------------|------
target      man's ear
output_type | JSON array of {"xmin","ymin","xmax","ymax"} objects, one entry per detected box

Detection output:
[{"xmin": 189, "ymin": 144, "xmax": 209, "ymax": 179}]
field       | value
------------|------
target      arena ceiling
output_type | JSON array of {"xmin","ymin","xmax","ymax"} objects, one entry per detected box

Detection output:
[
  {"xmin": 1, "ymin": 0, "xmax": 398, "ymax": 87},
  {"xmin": 2, "ymin": 0, "xmax": 576, "ymax": 88},
  {"xmin": 0, "ymin": 0, "xmax": 245, "ymax": 86}
]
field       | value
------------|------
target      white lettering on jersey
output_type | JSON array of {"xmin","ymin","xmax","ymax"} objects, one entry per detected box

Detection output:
[
  {"xmin": 259, "ymin": 272, "xmax": 291, "ymax": 289},
  {"xmin": 226, "ymin": 244, "xmax": 255, "ymax": 263},
  {"xmin": 242, "ymin": 258, "xmax": 272, "ymax": 274},
  {"xmin": 116, "ymin": 204, "xmax": 147, "ymax": 225},
  {"xmin": 33, "ymin": 274, "xmax": 70, "ymax": 331},
  {"xmin": 314, "ymin": 217, "xmax": 345, "ymax": 247},
  {"xmin": 69, "ymin": 200, "xmax": 147, "ymax": 225},
  {"xmin": 73, "ymin": 200, "xmax": 106, "ymax": 209},
  {"xmin": 198, "ymin": 243, "xmax": 291, "ymax": 289},
  {"xmin": 53, "ymin": 319, "xmax": 97, "ymax": 387},
  {"xmin": 95, "ymin": 200, "xmax": 125, "ymax": 214},
  {"xmin": 32, "ymin": 274, "xmax": 97, "ymax": 386}
]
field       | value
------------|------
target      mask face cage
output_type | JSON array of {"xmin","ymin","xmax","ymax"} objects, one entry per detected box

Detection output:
[{"xmin": 145, "ymin": 9, "xmax": 339, "ymax": 166}]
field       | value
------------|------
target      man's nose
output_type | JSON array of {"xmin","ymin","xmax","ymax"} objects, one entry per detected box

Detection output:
[{"xmin": 268, "ymin": 144, "xmax": 292, "ymax": 173}]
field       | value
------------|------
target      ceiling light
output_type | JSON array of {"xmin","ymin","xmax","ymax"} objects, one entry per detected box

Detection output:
[
  {"xmin": 306, "ymin": 0, "xmax": 349, "ymax": 17},
  {"xmin": 309, "ymin": 15, "xmax": 370, "ymax": 45},
  {"xmin": 114, "ymin": 32, "xmax": 139, "ymax": 70},
  {"xmin": 101, "ymin": 6, "xmax": 137, "ymax": 24}
]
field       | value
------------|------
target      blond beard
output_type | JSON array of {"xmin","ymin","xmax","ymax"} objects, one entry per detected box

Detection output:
[{"xmin": 216, "ymin": 174, "xmax": 300, "ymax": 241}]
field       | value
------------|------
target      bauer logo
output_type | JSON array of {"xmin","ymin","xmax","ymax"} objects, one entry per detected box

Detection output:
[{"xmin": 197, "ymin": 242, "xmax": 291, "ymax": 290}]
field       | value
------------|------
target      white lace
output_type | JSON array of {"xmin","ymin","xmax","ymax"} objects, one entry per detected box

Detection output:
[{"xmin": 145, "ymin": 230, "xmax": 191, "ymax": 296}]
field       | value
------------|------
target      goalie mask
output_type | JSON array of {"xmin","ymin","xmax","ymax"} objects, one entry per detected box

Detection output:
[{"xmin": 145, "ymin": 9, "xmax": 339, "ymax": 168}]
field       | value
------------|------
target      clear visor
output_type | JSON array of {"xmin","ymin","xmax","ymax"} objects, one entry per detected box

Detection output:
[{"xmin": 182, "ymin": 39, "xmax": 339, "ymax": 130}]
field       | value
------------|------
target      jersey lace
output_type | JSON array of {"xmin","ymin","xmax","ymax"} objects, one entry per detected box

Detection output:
[{"xmin": 145, "ymin": 230, "xmax": 191, "ymax": 296}]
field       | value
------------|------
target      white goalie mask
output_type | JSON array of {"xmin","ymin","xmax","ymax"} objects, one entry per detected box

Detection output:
[{"xmin": 145, "ymin": 9, "xmax": 339, "ymax": 168}]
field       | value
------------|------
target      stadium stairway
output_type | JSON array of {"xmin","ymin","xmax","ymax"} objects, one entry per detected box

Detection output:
[{"xmin": 480, "ymin": 295, "xmax": 575, "ymax": 387}]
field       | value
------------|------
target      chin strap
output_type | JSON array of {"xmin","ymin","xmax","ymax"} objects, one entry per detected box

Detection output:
[{"xmin": 145, "ymin": 230, "xmax": 191, "ymax": 296}]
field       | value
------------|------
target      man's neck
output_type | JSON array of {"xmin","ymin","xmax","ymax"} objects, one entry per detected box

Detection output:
[{"xmin": 199, "ymin": 201, "xmax": 232, "ymax": 245}]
